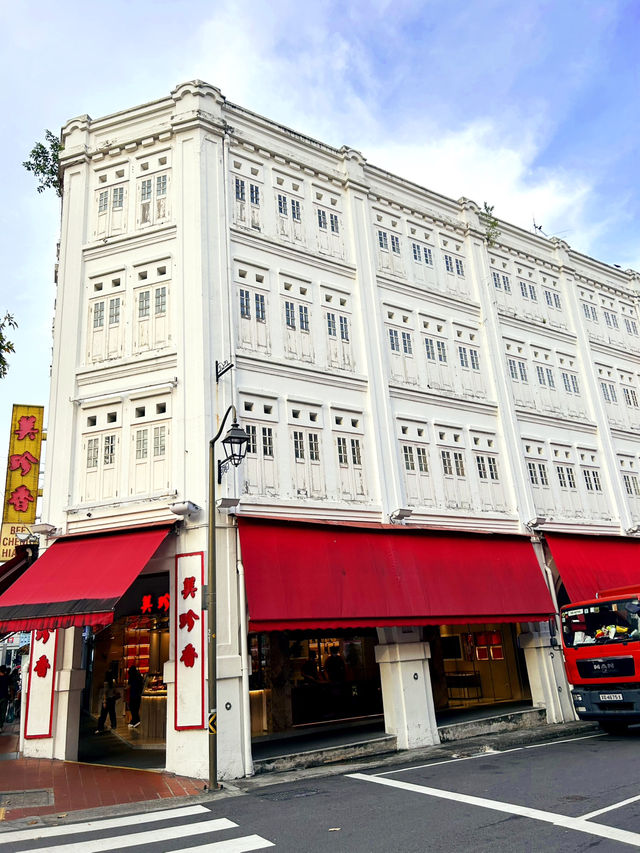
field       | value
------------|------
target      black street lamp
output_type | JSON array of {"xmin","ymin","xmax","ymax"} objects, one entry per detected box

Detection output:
[{"xmin": 207, "ymin": 404, "xmax": 249, "ymax": 790}]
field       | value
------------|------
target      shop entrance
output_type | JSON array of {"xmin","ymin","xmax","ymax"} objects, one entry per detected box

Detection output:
[
  {"xmin": 79, "ymin": 573, "xmax": 170, "ymax": 769},
  {"xmin": 429, "ymin": 623, "xmax": 531, "ymax": 716},
  {"xmin": 249, "ymin": 631, "xmax": 383, "ymax": 741}
]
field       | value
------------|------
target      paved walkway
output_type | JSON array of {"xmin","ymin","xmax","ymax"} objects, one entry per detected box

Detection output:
[{"xmin": 0, "ymin": 722, "xmax": 203, "ymax": 822}]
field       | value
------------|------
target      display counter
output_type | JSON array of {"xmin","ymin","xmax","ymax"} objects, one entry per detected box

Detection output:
[{"xmin": 140, "ymin": 690, "xmax": 167, "ymax": 739}]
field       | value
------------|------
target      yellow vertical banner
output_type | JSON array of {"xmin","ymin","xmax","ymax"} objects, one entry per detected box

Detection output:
[{"xmin": 2, "ymin": 405, "xmax": 45, "ymax": 559}]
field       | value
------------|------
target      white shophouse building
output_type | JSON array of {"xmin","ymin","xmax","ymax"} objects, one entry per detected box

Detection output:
[{"xmin": 2, "ymin": 81, "xmax": 640, "ymax": 781}]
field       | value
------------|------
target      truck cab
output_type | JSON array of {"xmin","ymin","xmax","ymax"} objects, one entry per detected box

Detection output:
[{"xmin": 561, "ymin": 586, "xmax": 640, "ymax": 734}]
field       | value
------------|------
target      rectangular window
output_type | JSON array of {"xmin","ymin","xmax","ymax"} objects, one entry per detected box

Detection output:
[
  {"xmin": 624, "ymin": 474, "xmax": 640, "ymax": 496},
  {"xmin": 425, "ymin": 337, "xmax": 435, "ymax": 361},
  {"xmin": 601, "ymin": 381, "xmax": 617, "ymax": 403},
  {"xmin": 141, "ymin": 179, "xmax": 152, "ymax": 202},
  {"xmin": 98, "ymin": 190, "xmax": 109, "ymax": 213},
  {"xmin": 401, "ymin": 331, "xmax": 413, "ymax": 355},
  {"xmin": 502, "ymin": 275, "xmax": 511, "ymax": 293},
  {"xmin": 87, "ymin": 437, "xmax": 99, "ymax": 469},
  {"xmin": 246, "ymin": 424, "xmax": 257, "ymax": 455},
  {"xmin": 492, "ymin": 271, "xmax": 501, "ymax": 289},
  {"xmin": 291, "ymin": 199, "xmax": 301, "ymax": 221},
  {"xmin": 390, "ymin": 234, "xmax": 401, "ymax": 254},
  {"xmin": 453, "ymin": 451, "xmax": 465, "ymax": 477},
  {"xmin": 155, "ymin": 286, "xmax": 166, "ymax": 314},
  {"xmin": 556, "ymin": 465, "xmax": 566, "ymax": 488},
  {"xmin": 156, "ymin": 175, "xmax": 167, "ymax": 196},
  {"xmin": 389, "ymin": 328, "xmax": 400, "ymax": 352},
  {"xmin": 625, "ymin": 318, "xmax": 639, "ymax": 336},
  {"xmin": 536, "ymin": 365, "xmax": 546, "ymax": 386},
  {"xmin": 529, "ymin": 284, "xmax": 537, "ymax": 302},
  {"xmin": 262, "ymin": 427, "xmax": 273, "ymax": 457},
  {"xmin": 476, "ymin": 455, "xmax": 487, "ymax": 480},
  {"xmin": 403, "ymin": 445, "xmax": 415, "ymax": 471},
  {"xmin": 378, "ymin": 230, "xmax": 388, "ymax": 251},
  {"xmin": 250, "ymin": 183, "xmax": 260, "ymax": 206},
  {"xmin": 138, "ymin": 290, "xmax": 150, "ymax": 318},
  {"xmin": 103, "ymin": 434, "xmax": 116, "ymax": 466},
  {"xmin": 93, "ymin": 301, "xmax": 105, "ymax": 329},
  {"xmin": 153, "ymin": 426, "xmax": 165, "ymax": 457},
  {"xmin": 339, "ymin": 315, "xmax": 349, "ymax": 342},
  {"xmin": 583, "ymin": 469, "xmax": 594, "ymax": 491},
  {"xmin": 317, "ymin": 209, "xmax": 327, "ymax": 230},
  {"xmin": 566, "ymin": 467, "xmax": 576, "ymax": 489},
  {"xmin": 235, "ymin": 178, "xmax": 245, "ymax": 201},
  {"xmin": 508, "ymin": 358, "xmax": 518, "ymax": 380},
  {"xmin": 441, "ymin": 449, "xmax": 453, "ymax": 475},
  {"xmin": 255, "ymin": 293, "xmax": 266, "ymax": 321},
  {"xmin": 528, "ymin": 461, "xmax": 538, "ymax": 485},
  {"xmin": 416, "ymin": 446, "xmax": 429, "ymax": 472},
  {"xmin": 293, "ymin": 431, "xmax": 305, "ymax": 460},
  {"xmin": 553, "ymin": 292, "xmax": 562, "ymax": 309},
  {"xmin": 412, "ymin": 243, "xmax": 422, "ymax": 262},
  {"xmin": 444, "ymin": 254, "xmax": 454, "ymax": 273},
  {"xmin": 488, "ymin": 457, "xmax": 499, "ymax": 480},
  {"xmin": 458, "ymin": 346, "xmax": 469, "ymax": 368},
  {"xmin": 308, "ymin": 433, "xmax": 320, "ymax": 462},
  {"xmin": 562, "ymin": 372, "xmax": 580, "ymax": 394},
  {"xmin": 624, "ymin": 387, "xmax": 639, "ymax": 407},
  {"xmin": 351, "ymin": 438, "xmax": 362, "ymax": 466},
  {"xmin": 437, "ymin": 340, "xmax": 447, "ymax": 363},
  {"xmin": 423, "ymin": 247, "xmax": 433, "ymax": 265},
  {"xmin": 546, "ymin": 368, "xmax": 555, "ymax": 389},
  {"xmin": 455, "ymin": 258, "xmax": 464, "ymax": 276},
  {"xmin": 337, "ymin": 436, "xmax": 348, "ymax": 465},
  {"xmin": 327, "ymin": 312, "xmax": 337, "ymax": 337},
  {"xmin": 330, "ymin": 212, "xmax": 339, "ymax": 234},
  {"xmin": 299, "ymin": 304, "xmax": 310, "ymax": 332},
  {"xmin": 108, "ymin": 297, "xmax": 120, "ymax": 326},
  {"xmin": 239, "ymin": 289, "xmax": 251, "ymax": 319},
  {"xmin": 544, "ymin": 290, "xmax": 553, "ymax": 307},
  {"xmin": 112, "ymin": 186, "xmax": 124, "ymax": 209},
  {"xmin": 520, "ymin": 281, "xmax": 528, "ymax": 299},
  {"xmin": 277, "ymin": 193, "xmax": 288, "ymax": 216},
  {"xmin": 518, "ymin": 362, "xmax": 528, "ymax": 382},
  {"xmin": 470, "ymin": 349, "xmax": 480, "ymax": 371},
  {"xmin": 538, "ymin": 463, "xmax": 549, "ymax": 486},
  {"xmin": 285, "ymin": 301, "xmax": 296, "ymax": 329}
]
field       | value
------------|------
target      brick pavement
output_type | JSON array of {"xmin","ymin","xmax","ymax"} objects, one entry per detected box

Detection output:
[{"xmin": 0, "ymin": 723, "xmax": 203, "ymax": 822}]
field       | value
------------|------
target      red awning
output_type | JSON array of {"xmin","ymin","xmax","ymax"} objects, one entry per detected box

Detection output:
[
  {"xmin": 0, "ymin": 526, "xmax": 171, "ymax": 632},
  {"xmin": 238, "ymin": 518, "xmax": 555, "ymax": 631},
  {"xmin": 546, "ymin": 534, "xmax": 640, "ymax": 602}
]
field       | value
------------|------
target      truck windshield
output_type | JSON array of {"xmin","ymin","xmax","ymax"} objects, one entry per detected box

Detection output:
[{"xmin": 562, "ymin": 598, "xmax": 640, "ymax": 648}]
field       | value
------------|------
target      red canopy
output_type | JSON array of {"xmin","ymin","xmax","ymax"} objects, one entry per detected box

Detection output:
[
  {"xmin": 0, "ymin": 526, "xmax": 170, "ymax": 632},
  {"xmin": 238, "ymin": 518, "xmax": 555, "ymax": 631},
  {"xmin": 546, "ymin": 534, "xmax": 640, "ymax": 602}
]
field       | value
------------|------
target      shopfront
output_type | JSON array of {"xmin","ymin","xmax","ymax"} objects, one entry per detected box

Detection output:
[{"xmin": 239, "ymin": 517, "xmax": 556, "ymax": 746}]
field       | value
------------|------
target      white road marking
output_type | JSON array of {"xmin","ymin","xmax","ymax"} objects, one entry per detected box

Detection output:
[
  {"xmin": 376, "ymin": 733, "xmax": 607, "ymax": 776},
  {"xmin": 172, "ymin": 835, "xmax": 275, "ymax": 852},
  {"xmin": 0, "ymin": 804, "xmax": 210, "ymax": 844},
  {"xmin": 347, "ymin": 772, "xmax": 640, "ymax": 848},
  {"xmin": 21, "ymin": 817, "xmax": 237, "ymax": 853},
  {"xmin": 581, "ymin": 792, "xmax": 640, "ymax": 820}
]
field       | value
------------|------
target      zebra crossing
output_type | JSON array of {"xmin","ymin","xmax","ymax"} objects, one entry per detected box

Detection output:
[{"xmin": 0, "ymin": 804, "xmax": 275, "ymax": 852}]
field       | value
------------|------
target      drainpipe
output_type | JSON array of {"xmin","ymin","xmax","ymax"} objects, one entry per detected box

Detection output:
[{"xmin": 237, "ymin": 556, "xmax": 254, "ymax": 776}]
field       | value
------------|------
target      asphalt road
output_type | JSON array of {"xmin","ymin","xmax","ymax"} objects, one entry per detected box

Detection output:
[{"xmin": 4, "ymin": 729, "xmax": 640, "ymax": 852}]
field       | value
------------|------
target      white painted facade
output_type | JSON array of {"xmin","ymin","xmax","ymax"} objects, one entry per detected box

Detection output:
[{"xmin": 28, "ymin": 81, "xmax": 640, "ymax": 779}]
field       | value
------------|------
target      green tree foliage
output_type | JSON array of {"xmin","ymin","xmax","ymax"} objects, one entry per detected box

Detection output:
[
  {"xmin": 23, "ymin": 130, "xmax": 62, "ymax": 197},
  {"xmin": 0, "ymin": 313, "xmax": 18, "ymax": 379},
  {"xmin": 480, "ymin": 202, "xmax": 500, "ymax": 247}
]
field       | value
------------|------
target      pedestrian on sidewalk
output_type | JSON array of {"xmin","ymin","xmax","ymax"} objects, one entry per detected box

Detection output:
[
  {"xmin": 0, "ymin": 665, "xmax": 10, "ymax": 731},
  {"xmin": 127, "ymin": 665, "xmax": 144, "ymax": 729},
  {"xmin": 95, "ymin": 676, "xmax": 119, "ymax": 734}
]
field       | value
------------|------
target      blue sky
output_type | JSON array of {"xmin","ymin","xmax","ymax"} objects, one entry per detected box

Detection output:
[{"xmin": 1, "ymin": 0, "xmax": 639, "ymax": 479}]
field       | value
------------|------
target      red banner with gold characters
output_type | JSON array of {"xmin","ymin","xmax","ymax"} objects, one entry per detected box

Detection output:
[{"xmin": 1, "ymin": 404, "xmax": 45, "ymax": 561}]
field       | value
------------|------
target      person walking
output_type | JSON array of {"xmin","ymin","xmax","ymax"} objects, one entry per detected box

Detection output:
[
  {"xmin": 95, "ymin": 676, "xmax": 119, "ymax": 734},
  {"xmin": 127, "ymin": 665, "xmax": 144, "ymax": 729}
]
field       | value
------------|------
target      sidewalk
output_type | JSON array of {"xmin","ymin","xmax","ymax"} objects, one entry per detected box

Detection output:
[{"xmin": 0, "ymin": 722, "xmax": 203, "ymax": 823}]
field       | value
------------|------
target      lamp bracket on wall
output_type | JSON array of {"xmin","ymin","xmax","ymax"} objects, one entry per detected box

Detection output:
[{"xmin": 215, "ymin": 360, "xmax": 234, "ymax": 383}]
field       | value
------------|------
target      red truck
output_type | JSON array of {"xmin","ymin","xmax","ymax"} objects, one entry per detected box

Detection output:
[{"xmin": 561, "ymin": 586, "xmax": 640, "ymax": 734}]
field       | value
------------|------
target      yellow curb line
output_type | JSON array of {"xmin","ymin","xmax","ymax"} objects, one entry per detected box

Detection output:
[{"xmin": 62, "ymin": 759, "xmax": 164, "ymax": 775}]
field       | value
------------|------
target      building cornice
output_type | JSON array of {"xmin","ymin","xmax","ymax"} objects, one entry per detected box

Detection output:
[
  {"xmin": 231, "ymin": 228, "xmax": 357, "ymax": 278},
  {"xmin": 235, "ymin": 353, "xmax": 369, "ymax": 392},
  {"xmin": 83, "ymin": 225, "xmax": 177, "ymax": 261},
  {"xmin": 389, "ymin": 384, "xmax": 497, "ymax": 416},
  {"xmin": 75, "ymin": 353, "xmax": 178, "ymax": 387},
  {"xmin": 515, "ymin": 407, "xmax": 598, "ymax": 434}
]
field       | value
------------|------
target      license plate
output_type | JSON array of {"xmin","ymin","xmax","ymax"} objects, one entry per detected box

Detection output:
[{"xmin": 599, "ymin": 693, "xmax": 623, "ymax": 701}]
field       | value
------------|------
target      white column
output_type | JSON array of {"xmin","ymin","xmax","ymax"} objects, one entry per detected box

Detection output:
[
  {"xmin": 376, "ymin": 627, "xmax": 440, "ymax": 749},
  {"xmin": 519, "ymin": 624, "xmax": 576, "ymax": 723}
]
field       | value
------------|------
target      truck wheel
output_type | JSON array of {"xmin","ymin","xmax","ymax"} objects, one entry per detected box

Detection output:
[{"xmin": 599, "ymin": 721, "xmax": 629, "ymax": 735}]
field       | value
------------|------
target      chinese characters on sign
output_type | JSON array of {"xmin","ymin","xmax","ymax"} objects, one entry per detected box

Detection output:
[
  {"xmin": 140, "ymin": 592, "xmax": 171, "ymax": 614},
  {"xmin": 175, "ymin": 553, "xmax": 205, "ymax": 729},
  {"xmin": 2, "ymin": 405, "xmax": 45, "ymax": 561}
]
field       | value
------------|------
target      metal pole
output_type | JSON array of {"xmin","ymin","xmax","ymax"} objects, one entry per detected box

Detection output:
[{"xmin": 207, "ymin": 436, "xmax": 218, "ymax": 790}]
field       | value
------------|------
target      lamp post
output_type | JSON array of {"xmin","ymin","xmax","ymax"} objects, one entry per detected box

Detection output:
[{"xmin": 207, "ymin": 404, "xmax": 249, "ymax": 791}]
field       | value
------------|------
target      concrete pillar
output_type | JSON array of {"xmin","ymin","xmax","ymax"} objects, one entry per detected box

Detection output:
[
  {"xmin": 519, "ymin": 624, "xmax": 576, "ymax": 723},
  {"xmin": 376, "ymin": 627, "xmax": 440, "ymax": 749}
]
